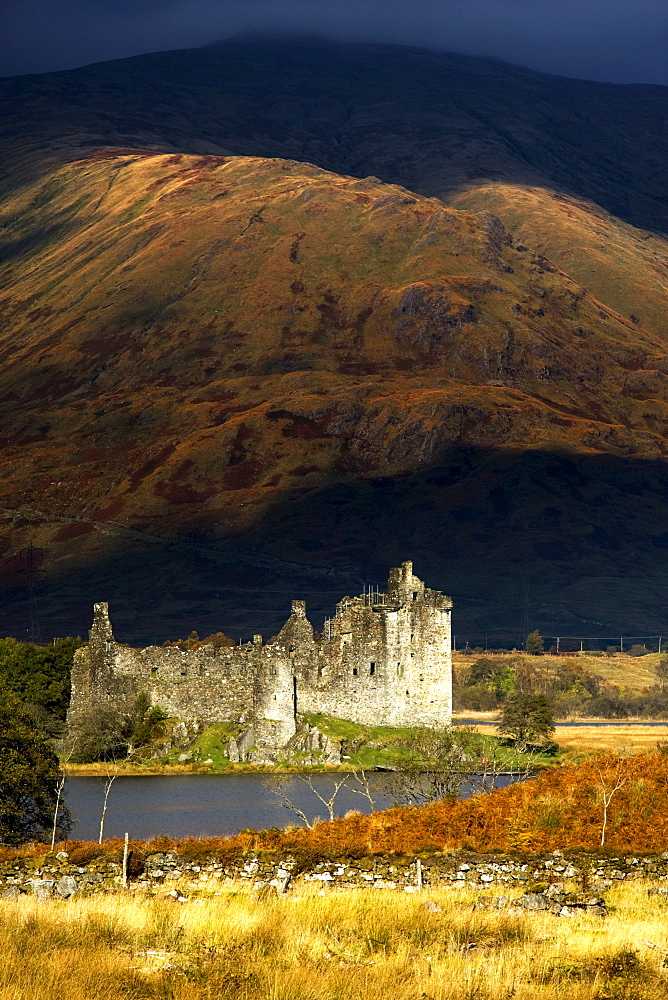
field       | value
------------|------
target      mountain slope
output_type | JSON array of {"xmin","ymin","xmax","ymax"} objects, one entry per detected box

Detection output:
[
  {"xmin": 2, "ymin": 38, "xmax": 666, "ymax": 345},
  {"xmin": 449, "ymin": 183, "xmax": 668, "ymax": 338},
  {"xmin": 2, "ymin": 39, "xmax": 666, "ymax": 230},
  {"xmin": 1, "ymin": 39, "xmax": 668, "ymax": 642},
  {"xmin": 1, "ymin": 151, "xmax": 667, "ymax": 640}
]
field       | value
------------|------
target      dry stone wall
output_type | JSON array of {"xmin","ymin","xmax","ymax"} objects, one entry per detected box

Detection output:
[{"xmin": 4, "ymin": 850, "xmax": 668, "ymax": 902}]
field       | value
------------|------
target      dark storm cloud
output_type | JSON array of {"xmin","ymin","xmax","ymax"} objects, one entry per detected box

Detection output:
[{"xmin": 2, "ymin": 0, "xmax": 666, "ymax": 83}]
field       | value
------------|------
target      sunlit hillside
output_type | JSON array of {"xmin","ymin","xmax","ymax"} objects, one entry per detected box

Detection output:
[{"xmin": 0, "ymin": 39, "xmax": 667, "ymax": 641}]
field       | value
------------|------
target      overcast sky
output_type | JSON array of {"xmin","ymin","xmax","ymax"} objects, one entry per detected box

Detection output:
[{"xmin": 2, "ymin": 0, "xmax": 666, "ymax": 84}]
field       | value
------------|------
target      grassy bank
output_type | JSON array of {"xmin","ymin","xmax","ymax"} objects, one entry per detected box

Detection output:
[
  {"xmin": 64, "ymin": 715, "xmax": 560, "ymax": 775},
  {"xmin": 2, "ymin": 881, "xmax": 668, "ymax": 999},
  {"xmin": 64, "ymin": 717, "xmax": 668, "ymax": 776}
]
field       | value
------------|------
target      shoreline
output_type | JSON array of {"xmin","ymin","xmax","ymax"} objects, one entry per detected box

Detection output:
[
  {"xmin": 63, "ymin": 718, "xmax": 668, "ymax": 776},
  {"xmin": 63, "ymin": 762, "xmax": 359, "ymax": 777}
]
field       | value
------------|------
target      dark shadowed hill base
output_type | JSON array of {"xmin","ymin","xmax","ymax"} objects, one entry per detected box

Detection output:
[{"xmin": 3, "ymin": 449, "xmax": 668, "ymax": 645}]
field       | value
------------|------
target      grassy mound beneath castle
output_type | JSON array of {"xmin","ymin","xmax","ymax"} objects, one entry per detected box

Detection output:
[
  {"xmin": 302, "ymin": 714, "xmax": 561, "ymax": 770},
  {"xmin": 73, "ymin": 714, "xmax": 560, "ymax": 775}
]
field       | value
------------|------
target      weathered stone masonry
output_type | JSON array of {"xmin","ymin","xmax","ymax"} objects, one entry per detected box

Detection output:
[{"xmin": 69, "ymin": 561, "xmax": 452, "ymax": 758}]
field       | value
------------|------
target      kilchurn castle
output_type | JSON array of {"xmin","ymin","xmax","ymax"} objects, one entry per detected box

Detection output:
[{"xmin": 69, "ymin": 562, "xmax": 453, "ymax": 760}]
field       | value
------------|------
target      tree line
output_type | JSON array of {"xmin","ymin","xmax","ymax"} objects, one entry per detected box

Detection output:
[{"xmin": 0, "ymin": 636, "xmax": 172, "ymax": 846}]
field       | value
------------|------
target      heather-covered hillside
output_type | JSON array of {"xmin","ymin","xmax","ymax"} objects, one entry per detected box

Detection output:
[{"xmin": 0, "ymin": 40, "xmax": 667, "ymax": 641}]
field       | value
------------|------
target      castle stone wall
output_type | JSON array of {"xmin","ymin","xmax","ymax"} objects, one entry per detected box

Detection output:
[{"xmin": 69, "ymin": 563, "xmax": 452, "ymax": 756}]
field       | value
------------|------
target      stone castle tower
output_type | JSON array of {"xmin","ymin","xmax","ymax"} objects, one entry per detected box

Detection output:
[{"xmin": 69, "ymin": 562, "xmax": 452, "ymax": 758}]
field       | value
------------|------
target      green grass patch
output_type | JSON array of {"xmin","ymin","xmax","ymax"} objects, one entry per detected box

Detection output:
[
  {"xmin": 158, "ymin": 722, "xmax": 240, "ymax": 771},
  {"xmin": 142, "ymin": 714, "xmax": 561, "ymax": 774},
  {"xmin": 302, "ymin": 713, "xmax": 419, "ymax": 768},
  {"xmin": 300, "ymin": 713, "xmax": 558, "ymax": 771}
]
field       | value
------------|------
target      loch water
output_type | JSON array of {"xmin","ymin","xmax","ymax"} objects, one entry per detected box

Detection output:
[{"xmin": 65, "ymin": 771, "xmax": 519, "ymax": 841}]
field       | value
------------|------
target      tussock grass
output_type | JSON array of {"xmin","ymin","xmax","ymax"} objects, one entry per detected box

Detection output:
[
  {"xmin": 549, "ymin": 724, "xmax": 668, "ymax": 754},
  {"xmin": 1, "ymin": 882, "xmax": 668, "ymax": 999}
]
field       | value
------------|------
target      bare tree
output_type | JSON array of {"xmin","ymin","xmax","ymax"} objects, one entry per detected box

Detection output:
[
  {"xmin": 270, "ymin": 777, "xmax": 315, "ymax": 829},
  {"xmin": 98, "ymin": 757, "xmax": 121, "ymax": 844},
  {"xmin": 346, "ymin": 769, "xmax": 380, "ymax": 812},
  {"xmin": 267, "ymin": 774, "xmax": 351, "ymax": 829},
  {"xmin": 390, "ymin": 727, "xmax": 485, "ymax": 806},
  {"xmin": 51, "ymin": 772, "xmax": 66, "ymax": 851},
  {"xmin": 51, "ymin": 743, "xmax": 75, "ymax": 851},
  {"xmin": 593, "ymin": 753, "xmax": 634, "ymax": 846},
  {"xmin": 467, "ymin": 741, "xmax": 509, "ymax": 796}
]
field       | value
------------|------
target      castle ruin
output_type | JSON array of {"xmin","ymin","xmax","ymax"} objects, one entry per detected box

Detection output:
[{"xmin": 69, "ymin": 561, "xmax": 452, "ymax": 760}]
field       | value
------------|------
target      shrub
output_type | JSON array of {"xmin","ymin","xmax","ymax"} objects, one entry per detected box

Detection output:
[
  {"xmin": 0, "ymin": 686, "xmax": 69, "ymax": 844},
  {"xmin": 655, "ymin": 657, "xmax": 668, "ymax": 689},
  {"xmin": 67, "ymin": 842, "xmax": 106, "ymax": 865},
  {"xmin": 586, "ymin": 695, "xmax": 631, "ymax": 718},
  {"xmin": 454, "ymin": 683, "xmax": 500, "ymax": 711},
  {"xmin": 498, "ymin": 693, "xmax": 555, "ymax": 749},
  {"xmin": 68, "ymin": 708, "xmax": 129, "ymax": 763},
  {"xmin": 525, "ymin": 630, "xmax": 544, "ymax": 655},
  {"xmin": 0, "ymin": 636, "xmax": 82, "ymax": 720}
]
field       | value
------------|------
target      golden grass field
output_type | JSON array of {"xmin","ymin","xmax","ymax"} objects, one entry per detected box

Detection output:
[
  {"xmin": 543, "ymin": 724, "xmax": 668, "ymax": 754},
  {"xmin": 452, "ymin": 651, "xmax": 664, "ymax": 691},
  {"xmin": 451, "ymin": 717, "xmax": 668, "ymax": 754},
  {"xmin": 2, "ymin": 881, "xmax": 668, "ymax": 999}
]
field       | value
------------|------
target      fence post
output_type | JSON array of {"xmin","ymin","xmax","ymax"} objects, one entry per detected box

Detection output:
[{"xmin": 122, "ymin": 832, "xmax": 129, "ymax": 887}]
